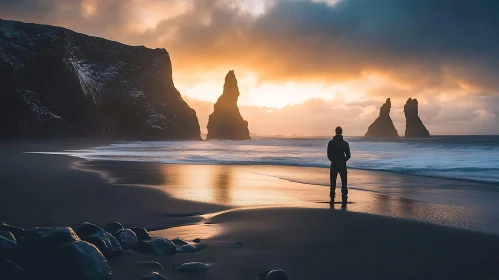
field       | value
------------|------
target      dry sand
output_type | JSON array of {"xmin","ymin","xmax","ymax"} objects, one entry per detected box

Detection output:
[{"xmin": 107, "ymin": 207, "xmax": 499, "ymax": 280}]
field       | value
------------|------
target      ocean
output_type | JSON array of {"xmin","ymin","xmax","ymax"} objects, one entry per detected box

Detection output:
[
  {"xmin": 52, "ymin": 135, "xmax": 499, "ymax": 184},
  {"xmin": 35, "ymin": 135, "xmax": 499, "ymax": 233}
]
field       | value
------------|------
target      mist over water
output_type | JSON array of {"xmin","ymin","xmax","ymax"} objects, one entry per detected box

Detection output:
[{"xmin": 53, "ymin": 136, "xmax": 499, "ymax": 184}]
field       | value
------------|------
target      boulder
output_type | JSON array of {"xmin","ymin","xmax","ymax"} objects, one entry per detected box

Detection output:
[
  {"xmin": 0, "ymin": 260, "xmax": 27, "ymax": 280},
  {"xmin": 103, "ymin": 222, "xmax": 124, "ymax": 235},
  {"xmin": 264, "ymin": 269, "xmax": 289, "ymax": 280},
  {"xmin": 19, "ymin": 227, "xmax": 80, "ymax": 250},
  {"xmin": 176, "ymin": 244, "xmax": 197, "ymax": 253},
  {"xmin": 174, "ymin": 262, "xmax": 209, "ymax": 273},
  {"xmin": 365, "ymin": 98, "xmax": 399, "ymax": 138},
  {"xmin": 129, "ymin": 227, "xmax": 152, "ymax": 241},
  {"xmin": 114, "ymin": 229, "xmax": 138, "ymax": 250},
  {"xmin": 82, "ymin": 229, "xmax": 122, "ymax": 258},
  {"xmin": 0, "ymin": 222, "xmax": 26, "ymax": 240},
  {"xmin": 0, "ymin": 231, "xmax": 17, "ymax": 248},
  {"xmin": 192, "ymin": 238, "xmax": 201, "ymax": 243},
  {"xmin": 138, "ymin": 261, "xmax": 164, "ymax": 270},
  {"xmin": 207, "ymin": 70, "xmax": 251, "ymax": 140},
  {"xmin": 141, "ymin": 272, "xmax": 167, "ymax": 280},
  {"xmin": 73, "ymin": 222, "xmax": 103, "ymax": 238},
  {"xmin": 53, "ymin": 241, "xmax": 111, "ymax": 280},
  {"xmin": 0, "ymin": 231, "xmax": 17, "ymax": 259},
  {"xmin": 148, "ymin": 238, "xmax": 176, "ymax": 256},
  {"xmin": 133, "ymin": 238, "xmax": 176, "ymax": 256},
  {"xmin": 12, "ymin": 227, "xmax": 79, "ymax": 280},
  {"xmin": 404, "ymin": 98, "xmax": 430, "ymax": 138},
  {"xmin": 171, "ymin": 237, "xmax": 189, "ymax": 246}
]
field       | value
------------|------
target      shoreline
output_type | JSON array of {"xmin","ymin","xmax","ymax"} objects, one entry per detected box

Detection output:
[
  {"xmin": 76, "ymin": 159, "xmax": 499, "ymax": 235},
  {"xmin": 3, "ymin": 139, "xmax": 499, "ymax": 234},
  {"xmin": 2, "ymin": 140, "xmax": 499, "ymax": 279},
  {"xmin": 32, "ymin": 135, "xmax": 499, "ymax": 186},
  {"xmin": 36, "ymin": 153, "xmax": 499, "ymax": 185},
  {"xmin": 0, "ymin": 139, "xmax": 228, "ymax": 229}
]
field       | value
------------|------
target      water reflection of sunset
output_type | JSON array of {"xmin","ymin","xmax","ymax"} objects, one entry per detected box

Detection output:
[
  {"xmin": 161, "ymin": 165, "xmax": 298, "ymax": 207},
  {"xmin": 77, "ymin": 161, "xmax": 495, "ymax": 233}
]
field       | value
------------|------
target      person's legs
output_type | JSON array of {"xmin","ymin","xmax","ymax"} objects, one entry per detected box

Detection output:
[
  {"xmin": 339, "ymin": 168, "xmax": 348, "ymax": 201},
  {"xmin": 330, "ymin": 165, "xmax": 338, "ymax": 200}
]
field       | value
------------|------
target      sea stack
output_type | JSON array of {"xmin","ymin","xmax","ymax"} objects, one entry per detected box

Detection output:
[
  {"xmin": 365, "ymin": 98, "xmax": 399, "ymax": 138},
  {"xmin": 404, "ymin": 98, "xmax": 430, "ymax": 138},
  {"xmin": 206, "ymin": 70, "xmax": 251, "ymax": 140}
]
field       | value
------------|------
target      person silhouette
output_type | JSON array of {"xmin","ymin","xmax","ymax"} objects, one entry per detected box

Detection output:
[{"xmin": 327, "ymin": 126, "xmax": 351, "ymax": 204}]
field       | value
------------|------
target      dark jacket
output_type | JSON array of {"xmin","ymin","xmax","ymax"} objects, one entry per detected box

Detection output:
[{"xmin": 327, "ymin": 135, "xmax": 351, "ymax": 168}]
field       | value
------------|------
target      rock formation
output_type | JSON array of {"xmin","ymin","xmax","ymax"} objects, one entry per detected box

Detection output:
[
  {"xmin": 114, "ymin": 229, "xmax": 138, "ymax": 250},
  {"xmin": 206, "ymin": 70, "xmax": 251, "ymax": 140},
  {"xmin": 134, "ymin": 237, "xmax": 177, "ymax": 256},
  {"xmin": 404, "ymin": 98, "xmax": 430, "ymax": 138},
  {"xmin": 128, "ymin": 227, "xmax": 152, "ymax": 241},
  {"xmin": 79, "ymin": 228, "xmax": 123, "ymax": 258},
  {"xmin": 54, "ymin": 241, "xmax": 112, "ymax": 280},
  {"xmin": 365, "ymin": 98, "xmax": 399, "ymax": 138},
  {"xmin": 0, "ymin": 19, "xmax": 200, "ymax": 140},
  {"xmin": 0, "ymin": 221, "xmax": 218, "ymax": 280}
]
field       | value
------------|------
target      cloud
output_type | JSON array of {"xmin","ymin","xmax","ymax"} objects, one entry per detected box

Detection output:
[
  {"xmin": 185, "ymin": 94, "xmax": 499, "ymax": 136},
  {"xmin": 3, "ymin": 0, "xmax": 499, "ymax": 135},
  {"xmin": 185, "ymin": 95, "xmax": 377, "ymax": 136},
  {"xmin": 0, "ymin": 0, "xmax": 190, "ymax": 42},
  {"xmin": 2, "ymin": 0, "xmax": 499, "ymax": 92},
  {"xmin": 154, "ymin": 0, "xmax": 499, "ymax": 92}
]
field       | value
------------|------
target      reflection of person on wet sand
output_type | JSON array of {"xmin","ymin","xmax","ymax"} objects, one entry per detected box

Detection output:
[{"xmin": 327, "ymin": 126, "xmax": 351, "ymax": 205}]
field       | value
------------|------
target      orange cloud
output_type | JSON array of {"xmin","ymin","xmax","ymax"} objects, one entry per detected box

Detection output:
[
  {"xmin": 3, "ymin": 0, "xmax": 498, "ymax": 92},
  {"xmin": 2, "ymin": 0, "xmax": 499, "ymax": 135},
  {"xmin": 185, "ymin": 94, "xmax": 499, "ymax": 136}
]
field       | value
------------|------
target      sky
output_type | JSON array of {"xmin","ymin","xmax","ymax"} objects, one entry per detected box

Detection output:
[{"xmin": 1, "ymin": 0, "xmax": 499, "ymax": 136}]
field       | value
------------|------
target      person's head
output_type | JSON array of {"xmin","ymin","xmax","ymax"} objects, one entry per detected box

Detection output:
[{"xmin": 335, "ymin": 126, "xmax": 343, "ymax": 135}]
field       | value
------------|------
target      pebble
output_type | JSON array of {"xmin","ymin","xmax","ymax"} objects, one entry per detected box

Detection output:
[
  {"xmin": 174, "ymin": 262, "xmax": 209, "ymax": 273},
  {"xmin": 141, "ymin": 272, "xmax": 167, "ymax": 280},
  {"xmin": 264, "ymin": 269, "xmax": 289, "ymax": 280},
  {"xmin": 176, "ymin": 244, "xmax": 197, "ymax": 253}
]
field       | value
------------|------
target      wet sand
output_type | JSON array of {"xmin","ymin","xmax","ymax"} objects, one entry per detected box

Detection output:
[
  {"xmin": 0, "ymin": 139, "xmax": 227, "ymax": 229},
  {"xmin": 2, "ymin": 140, "xmax": 499, "ymax": 279},
  {"xmin": 79, "ymin": 161, "xmax": 499, "ymax": 234}
]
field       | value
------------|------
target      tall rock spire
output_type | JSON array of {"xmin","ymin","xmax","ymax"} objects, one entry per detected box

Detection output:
[
  {"xmin": 206, "ymin": 70, "xmax": 251, "ymax": 140},
  {"xmin": 404, "ymin": 98, "xmax": 430, "ymax": 138},
  {"xmin": 365, "ymin": 98, "xmax": 399, "ymax": 138}
]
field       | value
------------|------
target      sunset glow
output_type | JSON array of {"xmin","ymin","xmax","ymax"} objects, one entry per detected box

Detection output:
[{"xmin": 3, "ymin": 0, "xmax": 499, "ymax": 135}]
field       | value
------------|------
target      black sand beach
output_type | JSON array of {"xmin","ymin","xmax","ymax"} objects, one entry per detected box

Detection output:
[
  {"xmin": 0, "ymin": 139, "xmax": 227, "ymax": 229},
  {"xmin": 2, "ymin": 140, "xmax": 499, "ymax": 279}
]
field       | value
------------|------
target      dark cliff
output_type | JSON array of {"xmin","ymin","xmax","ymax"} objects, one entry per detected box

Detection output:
[
  {"xmin": 0, "ymin": 19, "xmax": 201, "ymax": 140},
  {"xmin": 404, "ymin": 98, "xmax": 430, "ymax": 138},
  {"xmin": 365, "ymin": 98, "xmax": 399, "ymax": 138},
  {"xmin": 206, "ymin": 70, "xmax": 250, "ymax": 140}
]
